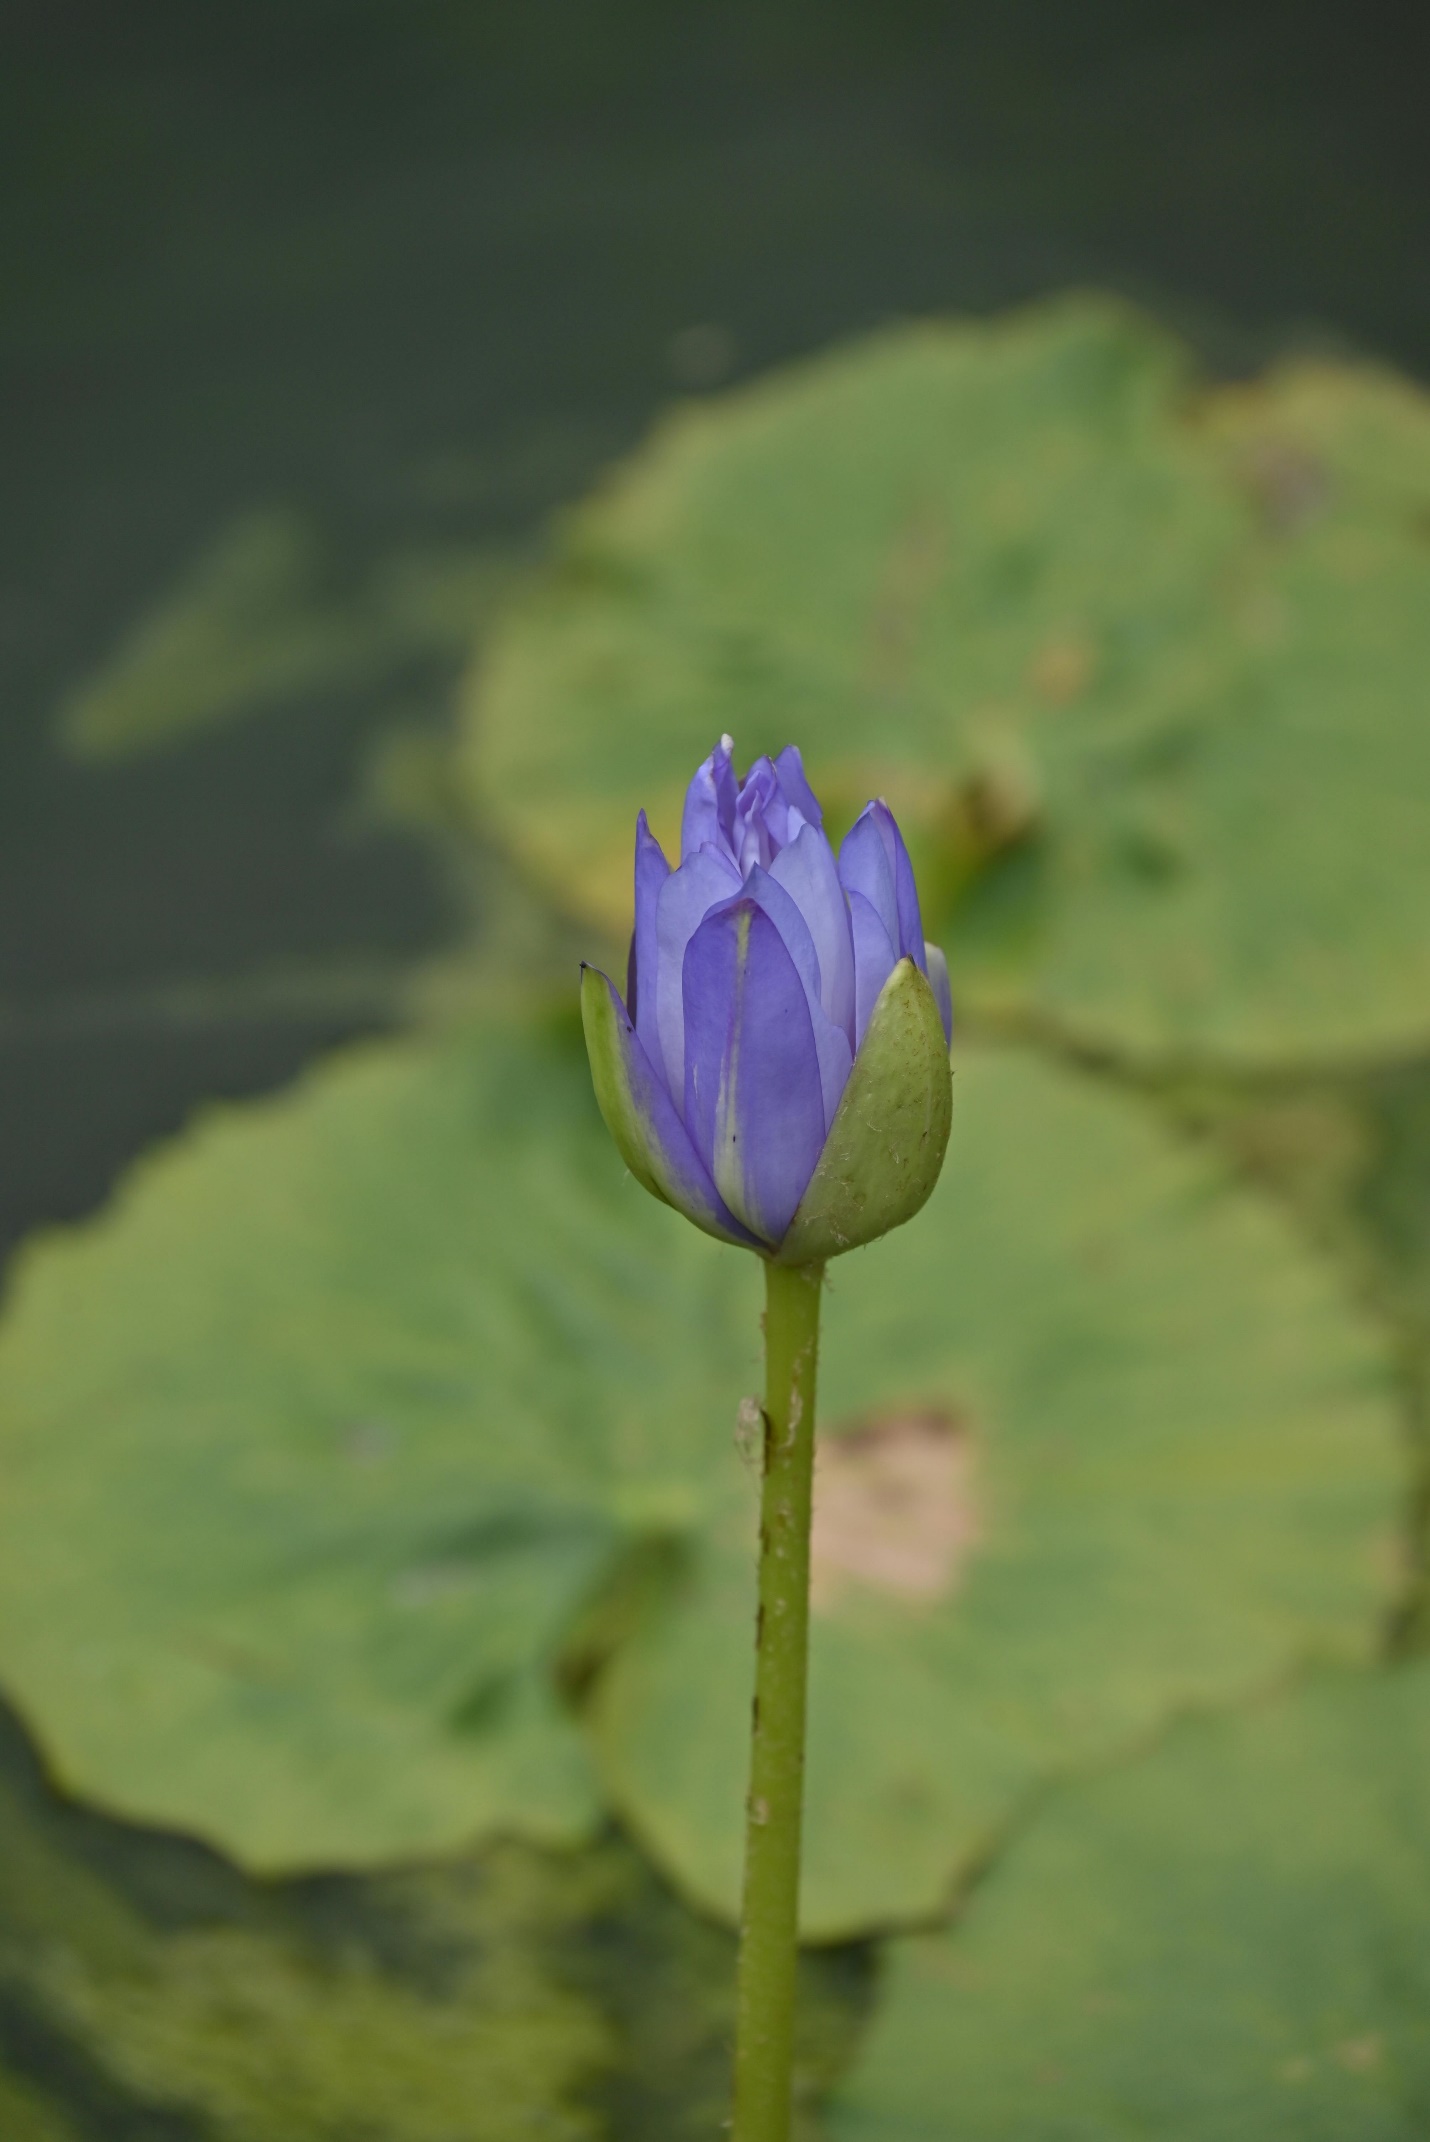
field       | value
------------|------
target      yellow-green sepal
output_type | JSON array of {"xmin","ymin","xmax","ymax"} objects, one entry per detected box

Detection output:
[
  {"xmin": 580, "ymin": 964, "xmax": 761, "ymax": 1249},
  {"xmin": 775, "ymin": 958, "xmax": 952, "ymax": 1266}
]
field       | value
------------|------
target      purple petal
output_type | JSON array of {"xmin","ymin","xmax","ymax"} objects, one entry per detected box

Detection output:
[
  {"xmin": 839, "ymin": 800, "xmax": 927, "ymax": 970},
  {"xmin": 848, "ymin": 889, "xmax": 898, "ymax": 1049},
  {"xmin": 631, "ymin": 810, "xmax": 670, "ymax": 1067},
  {"xmin": 838, "ymin": 805, "xmax": 898, "ymax": 946},
  {"xmin": 654, "ymin": 843, "xmax": 741, "ymax": 1104},
  {"xmin": 769, "ymin": 823, "xmax": 856, "ymax": 1045},
  {"xmin": 743, "ymin": 866, "xmax": 853, "ymax": 1132},
  {"xmin": 738, "ymin": 865, "xmax": 817, "ymax": 1003},
  {"xmin": 681, "ymin": 735, "xmax": 738, "ymax": 863},
  {"xmin": 882, "ymin": 809, "xmax": 928, "ymax": 970},
  {"xmin": 580, "ymin": 966, "xmax": 761, "ymax": 1248},
  {"xmin": 733, "ymin": 756, "xmax": 781, "ymax": 874},
  {"xmin": 773, "ymin": 744, "xmax": 824, "ymax": 829},
  {"xmin": 682, "ymin": 900, "xmax": 827, "ymax": 1246},
  {"xmin": 925, "ymin": 941, "xmax": 954, "ymax": 1046}
]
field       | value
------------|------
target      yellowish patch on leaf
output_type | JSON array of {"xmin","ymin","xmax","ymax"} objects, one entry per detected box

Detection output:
[{"xmin": 811, "ymin": 1409, "xmax": 977, "ymax": 1612}]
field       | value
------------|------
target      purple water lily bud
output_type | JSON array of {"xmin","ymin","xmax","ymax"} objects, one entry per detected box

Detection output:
[{"xmin": 582, "ymin": 739, "xmax": 954, "ymax": 1262}]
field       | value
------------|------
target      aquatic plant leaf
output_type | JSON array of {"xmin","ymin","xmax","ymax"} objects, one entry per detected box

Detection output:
[
  {"xmin": 0, "ymin": 1690, "xmax": 866, "ymax": 2142},
  {"xmin": 58, "ymin": 1917, "xmax": 606, "ymax": 2142},
  {"xmin": 0, "ymin": 1020, "xmax": 759, "ymax": 1870},
  {"xmin": 0, "ymin": 1021, "xmax": 1401, "ymax": 1926},
  {"xmin": 460, "ymin": 297, "xmax": 1430, "ymax": 1066},
  {"xmin": 0, "ymin": 2069, "xmax": 76, "ymax": 2142},
  {"xmin": 829, "ymin": 1663, "xmax": 1430, "ymax": 2141},
  {"xmin": 0, "ymin": 1750, "xmax": 608, "ymax": 2142},
  {"xmin": 61, "ymin": 510, "xmax": 515, "ymax": 758},
  {"xmin": 588, "ymin": 1047, "xmax": 1402, "ymax": 1936}
]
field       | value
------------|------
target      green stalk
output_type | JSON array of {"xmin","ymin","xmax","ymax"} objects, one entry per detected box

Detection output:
[{"xmin": 732, "ymin": 1257, "xmax": 824, "ymax": 2142}]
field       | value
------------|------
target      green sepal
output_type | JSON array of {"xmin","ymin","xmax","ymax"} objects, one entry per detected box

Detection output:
[
  {"xmin": 580, "ymin": 965, "xmax": 672, "ymax": 1209},
  {"xmin": 776, "ymin": 958, "xmax": 952, "ymax": 1266},
  {"xmin": 579, "ymin": 964, "xmax": 760, "ymax": 1249}
]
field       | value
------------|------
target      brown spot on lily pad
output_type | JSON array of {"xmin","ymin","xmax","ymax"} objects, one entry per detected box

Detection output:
[
  {"xmin": 1237, "ymin": 435, "xmax": 1331, "ymax": 534},
  {"xmin": 811, "ymin": 1408, "xmax": 977, "ymax": 1613},
  {"xmin": 1029, "ymin": 634, "xmax": 1096, "ymax": 704}
]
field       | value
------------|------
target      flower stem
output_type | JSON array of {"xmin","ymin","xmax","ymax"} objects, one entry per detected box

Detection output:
[{"xmin": 732, "ymin": 1257, "xmax": 824, "ymax": 2142}]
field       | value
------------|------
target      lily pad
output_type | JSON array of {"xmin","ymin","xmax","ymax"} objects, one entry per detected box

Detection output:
[
  {"xmin": 829, "ymin": 1662, "xmax": 1430, "ymax": 2141},
  {"xmin": 61, "ymin": 509, "xmax": 516, "ymax": 759},
  {"xmin": 50, "ymin": 1883, "xmax": 607, "ymax": 2142},
  {"xmin": 0, "ymin": 2071, "xmax": 75, "ymax": 2142},
  {"xmin": 459, "ymin": 296, "xmax": 1430, "ymax": 1066},
  {"xmin": 0, "ymin": 1019, "xmax": 758, "ymax": 1870},
  {"xmin": 587, "ymin": 1046, "xmax": 1402, "ymax": 1936},
  {"xmin": 0, "ymin": 1018, "xmax": 1401, "ymax": 1926}
]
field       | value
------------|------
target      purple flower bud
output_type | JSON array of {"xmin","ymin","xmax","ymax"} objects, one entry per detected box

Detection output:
[{"xmin": 582, "ymin": 739, "xmax": 954, "ymax": 1261}]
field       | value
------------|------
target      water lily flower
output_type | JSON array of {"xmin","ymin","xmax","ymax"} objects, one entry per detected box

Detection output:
[
  {"xmin": 582, "ymin": 736, "xmax": 953, "ymax": 1264},
  {"xmin": 582, "ymin": 738, "xmax": 956, "ymax": 2133}
]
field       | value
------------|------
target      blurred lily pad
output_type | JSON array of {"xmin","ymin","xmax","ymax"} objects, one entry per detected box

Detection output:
[
  {"xmin": 829, "ymin": 1662, "xmax": 1430, "ymax": 2141},
  {"xmin": 0, "ymin": 2070, "xmax": 75, "ymax": 2142},
  {"xmin": 1171, "ymin": 1050, "xmax": 1430, "ymax": 1645},
  {"xmin": 589, "ymin": 1045, "xmax": 1402, "ymax": 1934},
  {"xmin": 0, "ymin": 1018, "xmax": 760, "ymax": 1870},
  {"xmin": 49, "ymin": 1880, "xmax": 608, "ymax": 2142},
  {"xmin": 0, "ymin": 1019, "xmax": 1402, "ymax": 1926},
  {"xmin": 0, "ymin": 1741, "xmax": 605, "ymax": 2142},
  {"xmin": 0, "ymin": 1699, "xmax": 867, "ymax": 2142},
  {"xmin": 459, "ymin": 296, "xmax": 1430, "ymax": 1066},
  {"xmin": 61, "ymin": 509, "xmax": 516, "ymax": 759}
]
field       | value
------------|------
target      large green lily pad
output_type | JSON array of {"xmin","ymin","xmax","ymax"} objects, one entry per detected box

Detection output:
[
  {"xmin": 829, "ymin": 1661, "xmax": 1430, "ymax": 2141},
  {"xmin": 0, "ymin": 1019, "xmax": 758, "ymax": 1870},
  {"xmin": 588, "ymin": 1045, "xmax": 1401, "ymax": 1935},
  {"xmin": 459, "ymin": 296, "xmax": 1430, "ymax": 1066},
  {"xmin": 0, "ymin": 1017, "xmax": 1401, "ymax": 1926}
]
